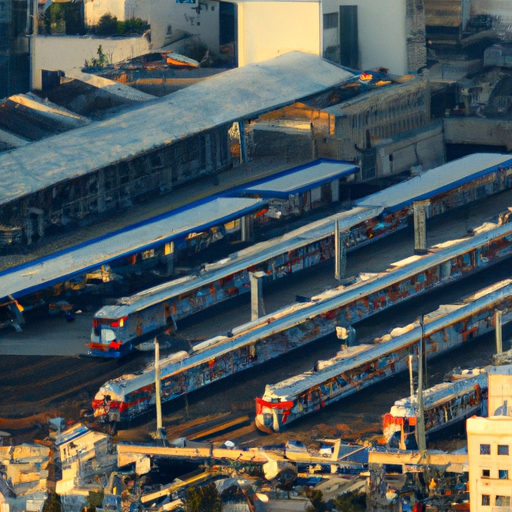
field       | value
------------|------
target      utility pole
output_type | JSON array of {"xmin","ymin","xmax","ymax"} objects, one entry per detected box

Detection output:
[
  {"xmin": 334, "ymin": 219, "xmax": 347, "ymax": 281},
  {"xmin": 416, "ymin": 333, "xmax": 426, "ymax": 455},
  {"xmin": 496, "ymin": 309, "xmax": 503, "ymax": 354},
  {"xmin": 154, "ymin": 338, "xmax": 163, "ymax": 438},
  {"xmin": 422, "ymin": 315, "xmax": 428, "ymax": 389},
  {"xmin": 30, "ymin": 0, "xmax": 38, "ymax": 90}
]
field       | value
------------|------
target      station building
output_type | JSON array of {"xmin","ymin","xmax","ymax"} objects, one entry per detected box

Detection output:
[{"xmin": 0, "ymin": 52, "xmax": 353, "ymax": 248}]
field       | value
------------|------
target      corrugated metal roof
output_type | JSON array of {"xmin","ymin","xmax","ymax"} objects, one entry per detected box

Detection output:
[
  {"xmin": 356, "ymin": 153, "xmax": 512, "ymax": 213},
  {"xmin": 242, "ymin": 159, "xmax": 357, "ymax": 198},
  {"xmin": 0, "ymin": 52, "xmax": 354, "ymax": 206}
]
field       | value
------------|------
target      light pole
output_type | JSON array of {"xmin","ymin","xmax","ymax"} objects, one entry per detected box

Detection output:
[{"xmin": 29, "ymin": 0, "xmax": 38, "ymax": 91}]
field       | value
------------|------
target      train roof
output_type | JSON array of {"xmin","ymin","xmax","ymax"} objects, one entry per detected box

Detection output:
[
  {"xmin": 356, "ymin": 153, "xmax": 512, "ymax": 213},
  {"xmin": 389, "ymin": 373, "xmax": 488, "ymax": 418},
  {"xmin": 0, "ymin": 196, "xmax": 264, "ymax": 298},
  {"xmin": 96, "ymin": 152, "xmax": 512, "ymax": 317},
  {"xmin": 260, "ymin": 278, "xmax": 512, "ymax": 400},
  {"xmin": 96, "ymin": 225, "xmax": 512, "ymax": 398},
  {"xmin": 95, "ymin": 204, "xmax": 381, "ymax": 317},
  {"xmin": 98, "ymin": 217, "xmax": 512, "ymax": 320},
  {"xmin": 240, "ymin": 159, "xmax": 357, "ymax": 198}
]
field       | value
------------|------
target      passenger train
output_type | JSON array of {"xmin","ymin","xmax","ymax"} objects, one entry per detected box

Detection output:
[
  {"xmin": 88, "ymin": 154, "xmax": 512, "ymax": 357},
  {"xmin": 91, "ymin": 220, "xmax": 512, "ymax": 425}
]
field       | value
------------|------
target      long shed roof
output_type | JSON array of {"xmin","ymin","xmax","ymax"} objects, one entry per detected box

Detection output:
[
  {"xmin": 241, "ymin": 159, "xmax": 357, "ymax": 198},
  {"xmin": 0, "ymin": 196, "xmax": 263, "ymax": 299},
  {"xmin": 356, "ymin": 153, "xmax": 512, "ymax": 213},
  {"xmin": 0, "ymin": 52, "xmax": 354, "ymax": 206}
]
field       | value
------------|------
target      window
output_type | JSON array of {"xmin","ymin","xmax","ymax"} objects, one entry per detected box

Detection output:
[
  {"xmin": 482, "ymin": 469, "xmax": 490, "ymax": 478},
  {"xmin": 498, "ymin": 445, "xmax": 509, "ymax": 455},
  {"xmin": 496, "ymin": 496, "xmax": 511, "ymax": 507},
  {"xmin": 499, "ymin": 469, "xmax": 509, "ymax": 479},
  {"xmin": 323, "ymin": 12, "xmax": 338, "ymax": 29},
  {"xmin": 482, "ymin": 495, "xmax": 490, "ymax": 506},
  {"xmin": 480, "ymin": 444, "xmax": 491, "ymax": 455}
]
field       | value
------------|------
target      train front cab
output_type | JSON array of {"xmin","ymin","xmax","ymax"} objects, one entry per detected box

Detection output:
[{"xmin": 89, "ymin": 317, "xmax": 131, "ymax": 358}]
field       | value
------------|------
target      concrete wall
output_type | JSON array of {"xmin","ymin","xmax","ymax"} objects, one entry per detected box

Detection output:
[
  {"xmin": 375, "ymin": 122, "xmax": 445, "ymax": 176},
  {"xmin": 470, "ymin": 0, "xmax": 512, "ymax": 31},
  {"xmin": 82, "ymin": 0, "xmax": 218, "ymax": 51},
  {"xmin": 150, "ymin": 0, "xmax": 221, "ymax": 51},
  {"xmin": 488, "ymin": 369, "xmax": 512, "ymax": 417},
  {"xmin": 236, "ymin": 1, "xmax": 321, "ymax": 66},
  {"xmin": 327, "ymin": 0, "xmax": 408, "ymax": 74},
  {"xmin": 83, "ymin": 0, "xmax": 150, "ymax": 25},
  {"xmin": 444, "ymin": 117, "xmax": 512, "ymax": 151},
  {"xmin": 84, "ymin": 0, "xmax": 126, "ymax": 25},
  {"xmin": 467, "ymin": 416, "xmax": 512, "ymax": 512},
  {"xmin": 33, "ymin": 35, "xmax": 151, "ymax": 90},
  {"xmin": 471, "ymin": 0, "xmax": 512, "ymax": 16}
]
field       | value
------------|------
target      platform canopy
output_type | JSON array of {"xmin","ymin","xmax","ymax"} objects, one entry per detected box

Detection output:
[
  {"xmin": 241, "ymin": 159, "xmax": 358, "ymax": 198},
  {"xmin": 356, "ymin": 153, "xmax": 512, "ymax": 213},
  {"xmin": 0, "ymin": 196, "xmax": 264, "ymax": 299}
]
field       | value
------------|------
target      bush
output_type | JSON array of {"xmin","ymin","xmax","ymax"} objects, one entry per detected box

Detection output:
[
  {"xmin": 42, "ymin": 492, "xmax": 61, "ymax": 512},
  {"xmin": 117, "ymin": 17, "xmax": 149, "ymax": 35},
  {"xmin": 93, "ymin": 14, "xmax": 149, "ymax": 35},
  {"xmin": 84, "ymin": 45, "xmax": 110, "ymax": 69},
  {"xmin": 332, "ymin": 490, "xmax": 367, "ymax": 512},
  {"xmin": 95, "ymin": 13, "xmax": 118, "ymax": 35},
  {"xmin": 306, "ymin": 488, "xmax": 326, "ymax": 512},
  {"xmin": 185, "ymin": 482, "xmax": 222, "ymax": 512}
]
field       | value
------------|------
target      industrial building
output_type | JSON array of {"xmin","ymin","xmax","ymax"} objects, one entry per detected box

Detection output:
[{"xmin": 0, "ymin": 52, "xmax": 353, "ymax": 248}]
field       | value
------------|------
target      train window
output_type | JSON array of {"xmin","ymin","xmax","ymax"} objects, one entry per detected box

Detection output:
[{"xmin": 101, "ymin": 329, "xmax": 116, "ymax": 343}]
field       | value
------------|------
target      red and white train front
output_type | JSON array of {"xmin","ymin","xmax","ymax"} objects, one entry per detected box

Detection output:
[{"xmin": 89, "ymin": 316, "xmax": 130, "ymax": 358}]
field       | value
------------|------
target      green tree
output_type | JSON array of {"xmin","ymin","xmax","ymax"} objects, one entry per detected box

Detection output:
[
  {"xmin": 41, "ymin": 3, "xmax": 85, "ymax": 34},
  {"xmin": 95, "ymin": 13, "xmax": 118, "ymax": 35},
  {"xmin": 42, "ymin": 4, "xmax": 65, "ymax": 34},
  {"xmin": 332, "ymin": 490, "xmax": 367, "ymax": 512},
  {"xmin": 305, "ymin": 488, "xmax": 326, "ymax": 512},
  {"xmin": 185, "ymin": 482, "xmax": 222, "ymax": 512},
  {"xmin": 87, "ymin": 490, "xmax": 104, "ymax": 508},
  {"xmin": 117, "ymin": 17, "xmax": 149, "ymax": 35},
  {"xmin": 42, "ymin": 492, "xmax": 62, "ymax": 512}
]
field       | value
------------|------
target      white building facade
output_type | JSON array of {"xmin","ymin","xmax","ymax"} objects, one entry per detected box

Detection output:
[
  {"xmin": 81, "ymin": 0, "xmax": 426, "ymax": 75},
  {"xmin": 466, "ymin": 364, "xmax": 512, "ymax": 512},
  {"xmin": 467, "ymin": 416, "xmax": 512, "ymax": 512}
]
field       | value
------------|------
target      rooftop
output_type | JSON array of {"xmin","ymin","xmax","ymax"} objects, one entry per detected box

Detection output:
[{"xmin": 0, "ymin": 52, "xmax": 353, "ymax": 207}]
